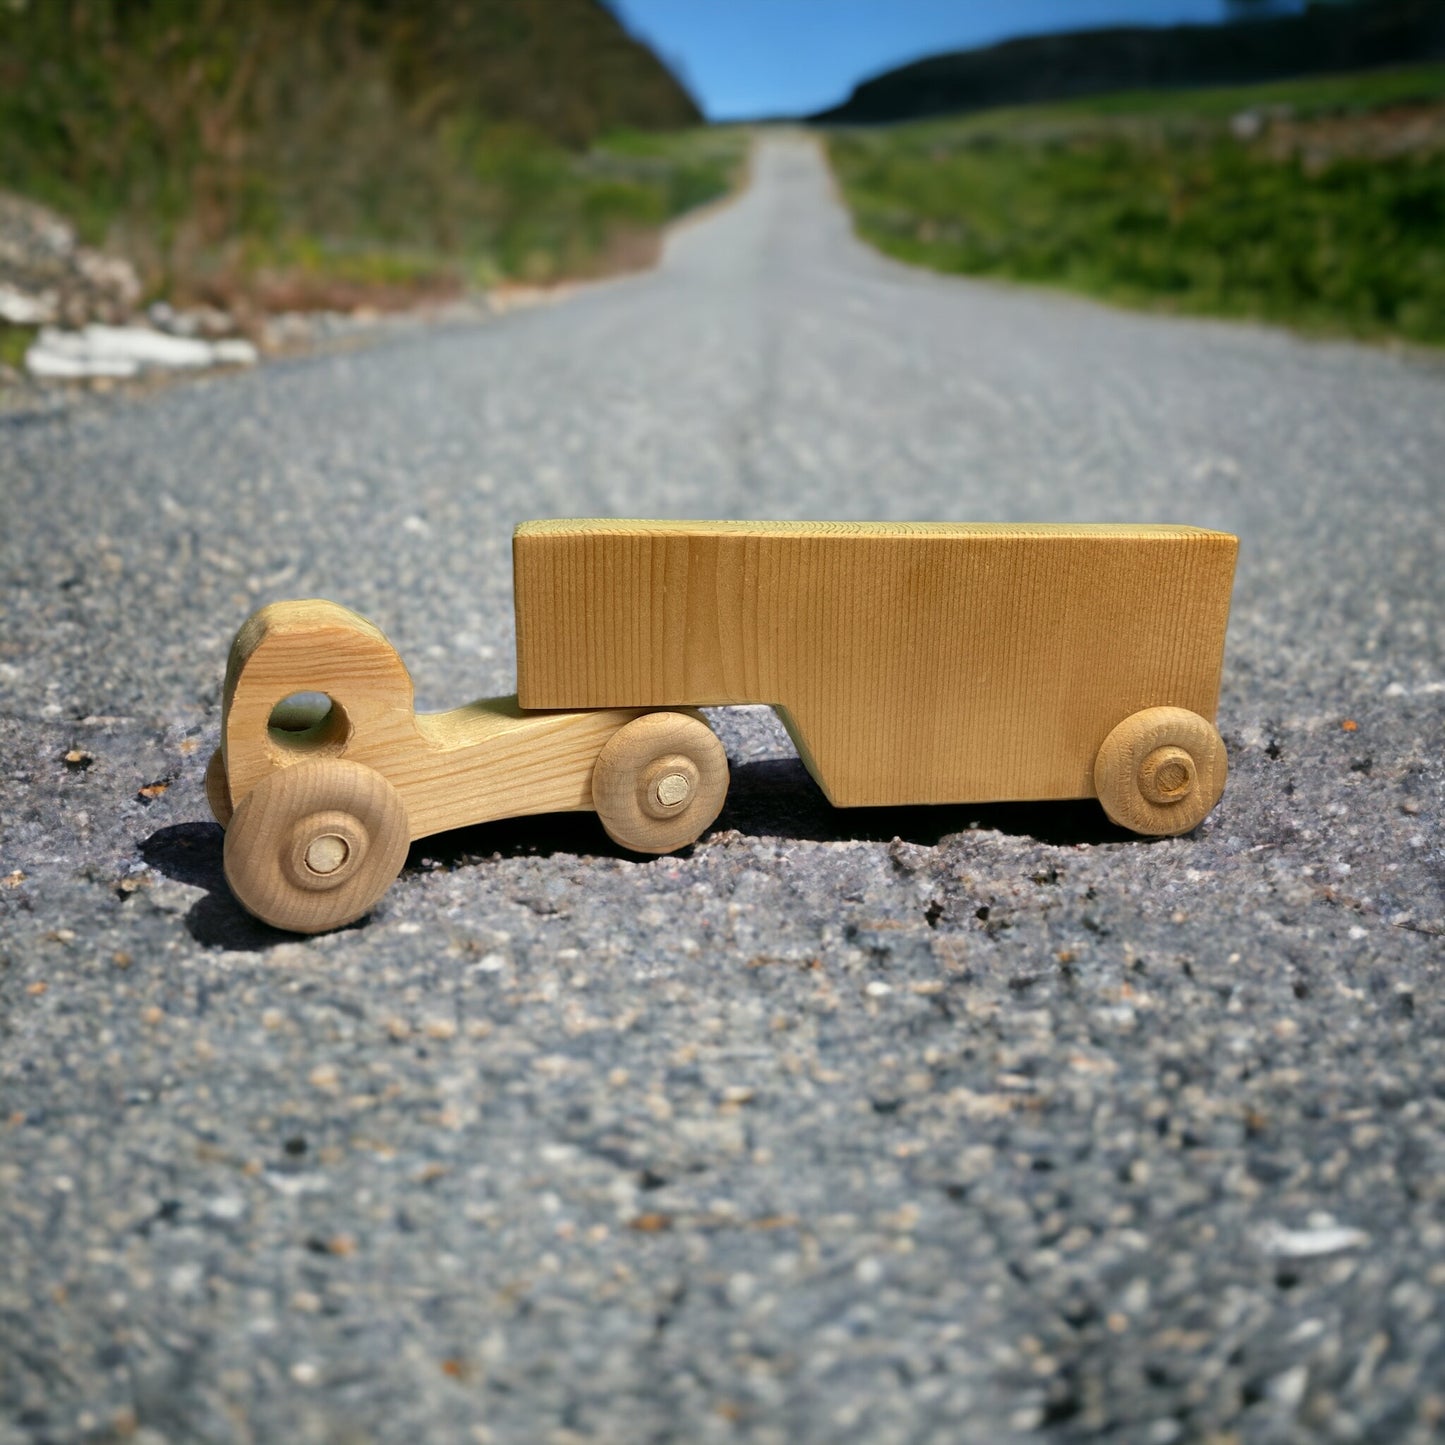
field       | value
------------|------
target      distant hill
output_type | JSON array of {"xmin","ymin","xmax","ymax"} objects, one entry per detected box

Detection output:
[
  {"xmin": 351, "ymin": 0, "xmax": 702, "ymax": 145},
  {"xmin": 0, "ymin": 0, "xmax": 700, "ymax": 156},
  {"xmin": 813, "ymin": 0, "xmax": 1445, "ymax": 125},
  {"xmin": 0, "ymin": 0, "xmax": 709, "ymax": 300}
]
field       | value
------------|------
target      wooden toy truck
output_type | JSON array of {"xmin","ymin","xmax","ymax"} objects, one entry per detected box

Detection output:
[{"xmin": 207, "ymin": 520, "xmax": 1237, "ymax": 932}]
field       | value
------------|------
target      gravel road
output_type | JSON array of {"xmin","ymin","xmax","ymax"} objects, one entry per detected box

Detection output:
[{"xmin": 2, "ymin": 136, "xmax": 1442, "ymax": 1445}]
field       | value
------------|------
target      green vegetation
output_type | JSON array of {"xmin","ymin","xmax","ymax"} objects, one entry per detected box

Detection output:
[
  {"xmin": 828, "ymin": 66, "xmax": 1445, "ymax": 346},
  {"xmin": 0, "ymin": 325, "xmax": 36, "ymax": 371},
  {"xmin": 972, "ymin": 64, "xmax": 1445, "ymax": 126},
  {"xmin": 815, "ymin": 1, "xmax": 1441, "ymax": 126},
  {"xmin": 232, "ymin": 126, "xmax": 745, "ymax": 304},
  {"xmin": 0, "ymin": 0, "xmax": 742, "ymax": 306}
]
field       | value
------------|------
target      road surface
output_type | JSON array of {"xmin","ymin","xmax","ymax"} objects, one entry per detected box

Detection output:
[{"xmin": 2, "ymin": 137, "xmax": 1442, "ymax": 1444}]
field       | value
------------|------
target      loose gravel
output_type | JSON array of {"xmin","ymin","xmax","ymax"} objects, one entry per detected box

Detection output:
[{"xmin": 1, "ymin": 137, "xmax": 1442, "ymax": 1445}]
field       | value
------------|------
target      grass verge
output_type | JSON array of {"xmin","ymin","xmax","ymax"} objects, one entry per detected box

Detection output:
[
  {"xmin": 826, "ymin": 66, "xmax": 1445, "ymax": 346},
  {"xmin": 0, "ymin": 325, "xmax": 37, "ymax": 370},
  {"xmin": 0, "ymin": 0, "xmax": 744, "ymax": 314},
  {"xmin": 215, "ymin": 127, "xmax": 749, "ymax": 314}
]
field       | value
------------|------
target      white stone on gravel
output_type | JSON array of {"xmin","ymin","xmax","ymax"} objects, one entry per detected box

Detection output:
[
  {"xmin": 25, "ymin": 323, "xmax": 258, "ymax": 378},
  {"xmin": 1268, "ymin": 1364, "xmax": 1310, "ymax": 1410},
  {"xmin": 0, "ymin": 283, "xmax": 56, "ymax": 325},
  {"xmin": 24, "ymin": 343, "xmax": 137, "ymax": 379},
  {"xmin": 212, "ymin": 338, "xmax": 260, "ymax": 365},
  {"xmin": 1255, "ymin": 1222, "xmax": 1371, "ymax": 1258}
]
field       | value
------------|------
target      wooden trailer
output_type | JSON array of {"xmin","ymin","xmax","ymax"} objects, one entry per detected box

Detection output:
[
  {"xmin": 209, "ymin": 519, "xmax": 1237, "ymax": 933},
  {"xmin": 515, "ymin": 519, "xmax": 1237, "ymax": 810}
]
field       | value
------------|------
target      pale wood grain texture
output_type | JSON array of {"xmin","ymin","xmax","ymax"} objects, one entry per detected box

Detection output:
[
  {"xmin": 223, "ymin": 757, "xmax": 411, "ymax": 933},
  {"xmin": 1093, "ymin": 705, "xmax": 1227, "ymax": 835},
  {"xmin": 514, "ymin": 520, "xmax": 1238, "ymax": 810},
  {"xmin": 219, "ymin": 599, "xmax": 651, "ymax": 843},
  {"xmin": 214, "ymin": 598, "xmax": 743, "ymax": 930},
  {"xmin": 204, "ymin": 745, "xmax": 233, "ymax": 827},
  {"xmin": 215, "ymin": 521, "xmax": 1238, "ymax": 930},
  {"xmin": 591, "ymin": 711, "xmax": 730, "ymax": 853}
]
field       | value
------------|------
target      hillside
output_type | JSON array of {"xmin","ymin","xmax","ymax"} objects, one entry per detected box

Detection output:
[
  {"xmin": 814, "ymin": 0, "xmax": 1445, "ymax": 125},
  {"xmin": 827, "ymin": 65, "xmax": 1445, "ymax": 347},
  {"xmin": 0, "ymin": 0, "xmax": 719, "ymax": 320}
]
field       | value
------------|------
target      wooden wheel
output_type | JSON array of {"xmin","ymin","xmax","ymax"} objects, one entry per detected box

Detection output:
[
  {"xmin": 591, "ymin": 711, "xmax": 728, "ymax": 854},
  {"xmin": 1094, "ymin": 706, "xmax": 1227, "ymax": 836},
  {"xmin": 223, "ymin": 759, "xmax": 410, "ymax": 932},
  {"xmin": 205, "ymin": 747, "xmax": 233, "ymax": 827}
]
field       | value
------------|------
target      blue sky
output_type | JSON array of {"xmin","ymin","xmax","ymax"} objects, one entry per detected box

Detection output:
[{"xmin": 608, "ymin": 0, "xmax": 1303, "ymax": 120}]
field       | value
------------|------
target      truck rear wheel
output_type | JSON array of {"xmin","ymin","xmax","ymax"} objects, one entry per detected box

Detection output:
[
  {"xmin": 1094, "ymin": 706, "xmax": 1227, "ymax": 836},
  {"xmin": 592, "ymin": 711, "xmax": 728, "ymax": 854},
  {"xmin": 224, "ymin": 758, "xmax": 410, "ymax": 932}
]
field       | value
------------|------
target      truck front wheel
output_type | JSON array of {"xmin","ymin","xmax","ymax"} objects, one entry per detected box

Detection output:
[
  {"xmin": 205, "ymin": 747, "xmax": 233, "ymax": 827},
  {"xmin": 592, "ymin": 712, "xmax": 729, "ymax": 854},
  {"xmin": 223, "ymin": 759, "xmax": 410, "ymax": 932},
  {"xmin": 1094, "ymin": 706, "xmax": 1227, "ymax": 836}
]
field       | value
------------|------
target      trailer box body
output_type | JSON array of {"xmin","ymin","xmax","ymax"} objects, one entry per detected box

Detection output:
[{"xmin": 514, "ymin": 520, "xmax": 1237, "ymax": 809}]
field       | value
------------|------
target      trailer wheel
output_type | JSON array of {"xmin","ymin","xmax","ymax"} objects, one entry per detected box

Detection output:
[
  {"xmin": 1094, "ymin": 706, "xmax": 1227, "ymax": 836},
  {"xmin": 592, "ymin": 712, "xmax": 729, "ymax": 854},
  {"xmin": 205, "ymin": 747, "xmax": 233, "ymax": 827},
  {"xmin": 224, "ymin": 758, "xmax": 410, "ymax": 933}
]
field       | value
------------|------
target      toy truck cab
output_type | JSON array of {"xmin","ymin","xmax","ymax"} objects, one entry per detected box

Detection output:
[
  {"xmin": 210, "ymin": 520, "xmax": 1237, "ymax": 933},
  {"xmin": 208, "ymin": 598, "xmax": 728, "ymax": 932}
]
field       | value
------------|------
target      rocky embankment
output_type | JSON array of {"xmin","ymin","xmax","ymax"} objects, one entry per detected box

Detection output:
[
  {"xmin": 0, "ymin": 191, "xmax": 261, "ymax": 386},
  {"xmin": 0, "ymin": 191, "xmax": 568, "ymax": 402},
  {"xmin": 0, "ymin": 191, "xmax": 140, "ymax": 329}
]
